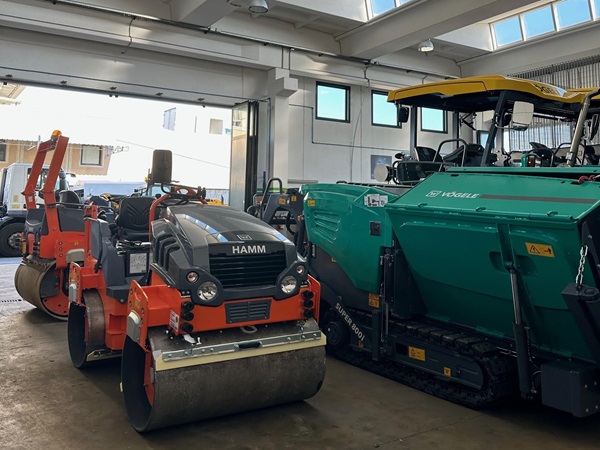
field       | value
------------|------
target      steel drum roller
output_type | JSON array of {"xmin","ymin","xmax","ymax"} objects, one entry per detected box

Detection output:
[
  {"xmin": 122, "ymin": 319, "xmax": 326, "ymax": 432},
  {"xmin": 14, "ymin": 262, "xmax": 69, "ymax": 320}
]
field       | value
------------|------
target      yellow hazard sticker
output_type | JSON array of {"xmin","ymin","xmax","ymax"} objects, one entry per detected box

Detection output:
[
  {"xmin": 526, "ymin": 242, "xmax": 554, "ymax": 258},
  {"xmin": 368, "ymin": 293, "xmax": 380, "ymax": 308},
  {"xmin": 307, "ymin": 199, "xmax": 315, "ymax": 207},
  {"xmin": 291, "ymin": 195, "xmax": 297, "ymax": 202},
  {"xmin": 408, "ymin": 346, "xmax": 426, "ymax": 361},
  {"xmin": 444, "ymin": 367, "xmax": 452, "ymax": 377},
  {"xmin": 278, "ymin": 197, "xmax": 286, "ymax": 205}
]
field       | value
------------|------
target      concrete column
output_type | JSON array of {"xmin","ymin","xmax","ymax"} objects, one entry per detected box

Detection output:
[{"xmin": 267, "ymin": 68, "xmax": 298, "ymax": 189}]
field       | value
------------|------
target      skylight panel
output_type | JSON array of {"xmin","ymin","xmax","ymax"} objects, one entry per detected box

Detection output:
[
  {"xmin": 594, "ymin": 0, "xmax": 600, "ymax": 18},
  {"xmin": 555, "ymin": 0, "xmax": 592, "ymax": 29},
  {"xmin": 371, "ymin": 0, "xmax": 395, "ymax": 16},
  {"xmin": 493, "ymin": 17, "xmax": 523, "ymax": 46},
  {"xmin": 522, "ymin": 6, "xmax": 555, "ymax": 38}
]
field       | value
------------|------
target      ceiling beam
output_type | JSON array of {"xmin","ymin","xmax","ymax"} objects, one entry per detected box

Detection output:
[
  {"xmin": 170, "ymin": 0, "xmax": 240, "ymax": 27},
  {"xmin": 337, "ymin": 0, "xmax": 541, "ymax": 60}
]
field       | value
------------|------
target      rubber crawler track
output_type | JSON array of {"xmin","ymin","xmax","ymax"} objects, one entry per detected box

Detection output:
[{"xmin": 328, "ymin": 318, "xmax": 517, "ymax": 409}]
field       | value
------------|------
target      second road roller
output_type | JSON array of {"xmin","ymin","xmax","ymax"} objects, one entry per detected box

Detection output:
[
  {"xmin": 14, "ymin": 130, "xmax": 85, "ymax": 319},
  {"xmin": 67, "ymin": 150, "xmax": 326, "ymax": 432}
]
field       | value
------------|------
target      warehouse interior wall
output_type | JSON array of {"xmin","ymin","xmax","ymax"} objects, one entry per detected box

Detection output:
[{"xmin": 2, "ymin": 0, "xmax": 600, "ymax": 191}]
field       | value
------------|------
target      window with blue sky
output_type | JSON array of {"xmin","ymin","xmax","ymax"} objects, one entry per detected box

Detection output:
[
  {"xmin": 372, "ymin": 91, "xmax": 398, "ymax": 127},
  {"xmin": 493, "ymin": 17, "xmax": 522, "ymax": 46},
  {"xmin": 492, "ymin": 0, "xmax": 599, "ymax": 48},
  {"xmin": 421, "ymin": 108, "xmax": 446, "ymax": 133},
  {"xmin": 370, "ymin": 0, "xmax": 413, "ymax": 17},
  {"xmin": 522, "ymin": 7, "xmax": 554, "ymax": 38},
  {"xmin": 316, "ymin": 82, "xmax": 350, "ymax": 122},
  {"xmin": 555, "ymin": 0, "xmax": 591, "ymax": 28}
]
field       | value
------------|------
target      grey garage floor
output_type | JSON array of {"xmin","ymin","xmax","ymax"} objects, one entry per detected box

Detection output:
[{"xmin": 1, "ymin": 260, "xmax": 599, "ymax": 450}]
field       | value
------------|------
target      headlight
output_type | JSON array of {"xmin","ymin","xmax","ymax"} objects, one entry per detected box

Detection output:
[
  {"xmin": 197, "ymin": 281, "xmax": 218, "ymax": 302},
  {"xmin": 186, "ymin": 271, "xmax": 199, "ymax": 283},
  {"xmin": 280, "ymin": 275, "xmax": 297, "ymax": 294}
]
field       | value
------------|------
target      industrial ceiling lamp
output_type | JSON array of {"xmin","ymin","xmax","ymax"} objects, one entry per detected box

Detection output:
[
  {"xmin": 418, "ymin": 39, "xmax": 434, "ymax": 52},
  {"xmin": 249, "ymin": 0, "xmax": 269, "ymax": 13}
]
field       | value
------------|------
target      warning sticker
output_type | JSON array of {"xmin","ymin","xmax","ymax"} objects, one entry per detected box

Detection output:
[
  {"xmin": 307, "ymin": 199, "xmax": 316, "ymax": 207},
  {"xmin": 408, "ymin": 346, "xmax": 426, "ymax": 361},
  {"xmin": 368, "ymin": 293, "xmax": 380, "ymax": 309},
  {"xmin": 444, "ymin": 367, "xmax": 452, "ymax": 377},
  {"xmin": 364, "ymin": 194, "xmax": 388, "ymax": 207},
  {"xmin": 525, "ymin": 242, "xmax": 555, "ymax": 258},
  {"xmin": 278, "ymin": 197, "xmax": 286, "ymax": 205},
  {"xmin": 169, "ymin": 310, "xmax": 180, "ymax": 332}
]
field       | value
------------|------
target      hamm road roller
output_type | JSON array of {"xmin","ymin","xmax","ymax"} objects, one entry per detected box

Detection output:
[
  {"xmin": 14, "ymin": 130, "xmax": 86, "ymax": 320},
  {"xmin": 302, "ymin": 76, "xmax": 600, "ymax": 417},
  {"xmin": 67, "ymin": 150, "xmax": 325, "ymax": 432}
]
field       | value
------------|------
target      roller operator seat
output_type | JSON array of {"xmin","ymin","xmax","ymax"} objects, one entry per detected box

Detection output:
[
  {"xmin": 115, "ymin": 196, "xmax": 155, "ymax": 242},
  {"xmin": 58, "ymin": 190, "xmax": 81, "ymax": 205}
]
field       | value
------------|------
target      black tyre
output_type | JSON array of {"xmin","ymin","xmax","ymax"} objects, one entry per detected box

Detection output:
[
  {"xmin": 0, "ymin": 222, "xmax": 24, "ymax": 257},
  {"xmin": 325, "ymin": 319, "xmax": 351, "ymax": 347}
]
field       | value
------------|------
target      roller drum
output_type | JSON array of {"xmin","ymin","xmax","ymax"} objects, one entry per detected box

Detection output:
[
  {"xmin": 122, "ymin": 319, "xmax": 326, "ymax": 432},
  {"xmin": 14, "ymin": 261, "xmax": 69, "ymax": 320},
  {"xmin": 68, "ymin": 291, "xmax": 115, "ymax": 368}
]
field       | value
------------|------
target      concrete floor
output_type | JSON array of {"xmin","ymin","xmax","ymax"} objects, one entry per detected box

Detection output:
[{"xmin": 1, "ymin": 259, "xmax": 600, "ymax": 450}]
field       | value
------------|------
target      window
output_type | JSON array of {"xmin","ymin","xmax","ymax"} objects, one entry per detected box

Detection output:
[
  {"xmin": 372, "ymin": 91, "xmax": 399, "ymax": 128},
  {"xmin": 492, "ymin": 0, "xmax": 598, "ymax": 49},
  {"xmin": 209, "ymin": 118, "xmax": 224, "ymax": 135},
  {"xmin": 493, "ymin": 17, "xmax": 523, "ymax": 46},
  {"xmin": 369, "ymin": 0, "xmax": 413, "ymax": 17},
  {"xmin": 522, "ymin": 7, "xmax": 555, "ymax": 38},
  {"xmin": 163, "ymin": 107, "xmax": 176, "ymax": 131},
  {"xmin": 421, "ymin": 108, "xmax": 446, "ymax": 133},
  {"xmin": 316, "ymin": 82, "xmax": 350, "ymax": 123},
  {"xmin": 555, "ymin": 0, "xmax": 591, "ymax": 28},
  {"xmin": 371, "ymin": 0, "xmax": 395, "ymax": 16},
  {"xmin": 0, "ymin": 141, "xmax": 6, "ymax": 162},
  {"xmin": 81, "ymin": 145, "xmax": 102, "ymax": 166},
  {"xmin": 477, "ymin": 131, "xmax": 496, "ymax": 148}
]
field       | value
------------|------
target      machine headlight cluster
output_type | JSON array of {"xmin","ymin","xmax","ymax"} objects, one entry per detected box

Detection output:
[
  {"xmin": 280, "ymin": 275, "xmax": 298, "ymax": 294},
  {"xmin": 198, "ymin": 281, "xmax": 218, "ymax": 302}
]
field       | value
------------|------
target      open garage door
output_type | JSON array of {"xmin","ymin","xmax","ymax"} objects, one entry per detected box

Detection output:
[{"xmin": 229, "ymin": 101, "xmax": 259, "ymax": 212}]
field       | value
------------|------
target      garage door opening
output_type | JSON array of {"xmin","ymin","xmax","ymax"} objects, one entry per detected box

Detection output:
[{"xmin": 0, "ymin": 85, "xmax": 232, "ymax": 203}]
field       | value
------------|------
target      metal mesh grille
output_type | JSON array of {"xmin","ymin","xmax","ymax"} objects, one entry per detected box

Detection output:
[
  {"xmin": 209, "ymin": 251, "xmax": 287, "ymax": 288},
  {"xmin": 509, "ymin": 55, "xmax": 600, "ymax": 89},
  {"xmin": 508, "ymin": 55, "xmax": 600, "ymax": 149}
]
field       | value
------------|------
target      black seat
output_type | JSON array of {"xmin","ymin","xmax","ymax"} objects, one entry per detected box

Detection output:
[
  {"xmin": 443, "ymin": 144, "xmax": 485, "ymax": 166},
  {"xmin": 115, "ymin": 196, "xmax": 155, "ymax": 241},
  {"xmin": 87, "ymin": 195, "xmax": 111, "ymax": 208},
  {"xmin": 414, "ymin": 146, "xmax": 442, "ymax": 162},
  {"xmin": 58, "ymin": 190, "xmax": 81, "ymax": 204}
]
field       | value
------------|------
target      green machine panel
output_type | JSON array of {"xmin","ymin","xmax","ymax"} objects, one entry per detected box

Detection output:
[
  {"xmin": 302, "ymin": 183, "xmax": 408, "ymax": 293},
  {"xmin": 385, "ymin": 171, "xmax": 600, "ymax": 361}
]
